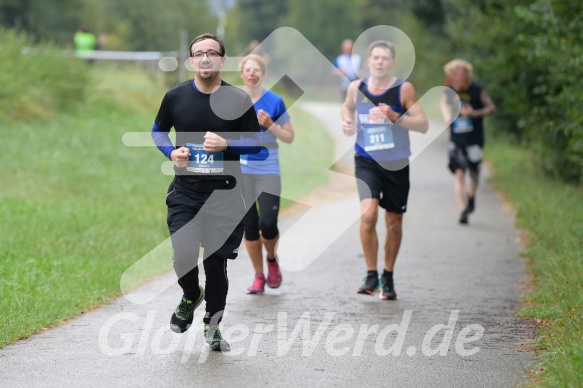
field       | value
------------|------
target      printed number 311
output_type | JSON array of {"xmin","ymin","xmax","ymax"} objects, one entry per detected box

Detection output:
[{"xmin": 369, "ymin": 134, "xmax": 385, "ymax": 144}]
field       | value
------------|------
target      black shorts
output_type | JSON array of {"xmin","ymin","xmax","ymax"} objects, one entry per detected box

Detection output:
[
  {"xmin": 166, "ymin": 180, "xmax": 246, "ymax": 260},
  {"xmin": 354, "ymin": 154, "xmax": 410, "ymax": 213},
  {"xmin": 448, "ymin": 142, "xmax": 482, "ymax": 181}
]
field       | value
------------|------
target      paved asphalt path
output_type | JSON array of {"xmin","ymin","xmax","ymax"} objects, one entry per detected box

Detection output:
[{"xmin": 0, "ymin": 102, "xmax": 537, "ymax": 387}]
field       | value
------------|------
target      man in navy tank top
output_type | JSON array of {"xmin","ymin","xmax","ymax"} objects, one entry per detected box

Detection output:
[{"xmin": 341, "ymin": 40, "xmax": 429, "ymax": 300}]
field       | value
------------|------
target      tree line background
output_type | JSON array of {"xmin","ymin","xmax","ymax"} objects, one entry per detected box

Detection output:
[{"xmin": 1, "ymin": 0, "xmax": 581, "ymax": 183}]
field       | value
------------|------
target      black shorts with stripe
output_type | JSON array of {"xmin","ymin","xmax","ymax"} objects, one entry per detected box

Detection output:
[{"xmin": 354, "ymin": 154, "xmax": 410, "ymax": 214}]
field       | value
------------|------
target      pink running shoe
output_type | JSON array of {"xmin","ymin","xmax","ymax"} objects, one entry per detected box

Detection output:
[
  {"xmin": 246, "ymin": 274, "xmax": 266, "ymax": 294},
  {"xmin": 267, "ymin": 259, "xmax": 282, "ymax": 288}
]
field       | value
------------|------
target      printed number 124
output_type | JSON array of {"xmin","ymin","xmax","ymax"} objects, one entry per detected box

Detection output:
[{"xmin": 194, "ymin": 154, "xmax": 214, "ymax": 164}]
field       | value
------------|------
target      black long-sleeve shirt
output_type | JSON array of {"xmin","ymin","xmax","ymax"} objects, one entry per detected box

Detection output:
[{"xmin": 152, "ymin": 79, "xmax": 263, "ymax": 189}]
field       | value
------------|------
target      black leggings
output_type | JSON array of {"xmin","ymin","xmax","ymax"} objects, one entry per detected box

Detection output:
[
  {"xmin": 243, "ymin": 174, "xmax": 281, "ymax": 241},
  {"xmin": 166, "ymin": 181, "xmax": 246, "ymax": 325},
  {"xmin": 178, "ymin": 254, "xmax": 228, "ymax": 325}
]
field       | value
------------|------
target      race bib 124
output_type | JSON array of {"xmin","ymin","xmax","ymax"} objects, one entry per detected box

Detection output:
[{"xmin": 185, "ymin": 143, "xmax": 224, "ymax": 173}]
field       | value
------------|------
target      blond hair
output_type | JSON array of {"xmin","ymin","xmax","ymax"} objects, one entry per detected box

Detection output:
[
  {"xmin": 444, "ymin": 59, "xmax": 473, "ymax": 79},
  {"xmin": 239, "ymin": 54, "xmax": 267, "ymax": 74}
]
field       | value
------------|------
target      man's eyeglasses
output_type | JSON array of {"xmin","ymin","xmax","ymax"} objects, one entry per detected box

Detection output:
[{"xmin": 190, "ymin": 50, "xmax": 222, "ymax": 59}]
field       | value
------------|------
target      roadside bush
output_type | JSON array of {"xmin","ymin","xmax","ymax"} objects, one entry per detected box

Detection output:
[
  {"xmin": 515, "ymin": 0, "xmax": 583, "ymax": 183},
  {"xmin": 443, "ymin": 0, "xmax": 583, "ymax": 183}
]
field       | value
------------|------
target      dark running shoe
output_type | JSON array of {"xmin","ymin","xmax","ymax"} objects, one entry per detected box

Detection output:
[
  {"xmin": 466, "ymin": 196, "xmax": 475, "ymax": 214},
  {"xmin": 204, "ymin": 325, "xmax": 231, "ymax": 352},
  {"xmin": 170, "ymin": 285, "xmax": 204, "ymax": 334},
  {"xmin": 379, "ymin": 276, "xmax": 397, "ymax": 300},
  {"xmin": 459, "ymin": 210, "xmax": 469, "ymax": 225},
  {"xmin": 357, "ymin": 272, "xmax": 380, "ymax": 295}
]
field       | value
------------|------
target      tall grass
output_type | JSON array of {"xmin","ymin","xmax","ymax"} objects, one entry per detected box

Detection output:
[
  {"xmin": 486, "ymin": 134, "xmax": 583, "ymax": 386},
  {"xmin": 0, "ymin": 60, "xmax": 172, "ymax": 347},
  {"xmin": 0, "ymin": 29, "xmax": 89, "ymax": 121}
]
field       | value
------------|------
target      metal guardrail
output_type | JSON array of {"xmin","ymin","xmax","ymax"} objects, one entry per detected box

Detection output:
[
  {"xmin": 21, "ymin": 47, "xmax": 179, "ymax": 61},
  {"xmin": 74, "ymin": 50, "xmax": 179, "ymax": 61},
  {"xmin": 21, "ymin": 47, "xmax": 186, "ymax": 75}
]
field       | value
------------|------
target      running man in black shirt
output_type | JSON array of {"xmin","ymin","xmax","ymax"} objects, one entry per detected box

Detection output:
[
  {"xmin": 151, "ymin": 33, "xmax": 263, "ymax": 351},
  {"xmin": 440, "ymin": 59, "xmax": 496, "ymax": 224}
]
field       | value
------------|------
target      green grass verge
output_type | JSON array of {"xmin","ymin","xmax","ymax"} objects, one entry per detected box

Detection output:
[
  {"xmin": 279, "ymin": 105, "xmax": 334, "ymax": 207},
  {"xmin": 0, "ymin": 63, "xmax": 333, "ymax": 348},
  {"xmin": 486, "ymin": 134, "xmax": 583, "ymax": 386}
]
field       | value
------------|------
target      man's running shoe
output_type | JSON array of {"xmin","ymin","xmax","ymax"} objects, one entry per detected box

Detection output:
[
  {"xmin": 466, "ymin": 195, "xmax": 475, "ymax": 214},
  {"xmin": 357, "ymin": 272, "xmax": 380, "ymax": 295},
  {"xmin": 204, "ymin": 325, "xmax": 231, "ymax": 352},
  {"xmin": 379, "ymin": 276, "xmax": 397, "ymax": 300},
  {"xmin": 266, "ymin": 259, "xmax": 282, "ymax": 288},
  {"xmin": 246, "ymin": 274, "xmax": 266, "ymax": 294},
  {"xmin": 170, "ymin": 285, "xmax": 204, "ymax": 333},
  {"xmin": 459, "ymin": 210, "xmax": 469, "ymax": 225}
]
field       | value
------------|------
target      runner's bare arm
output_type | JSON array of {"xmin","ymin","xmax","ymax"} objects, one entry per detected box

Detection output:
[
  {"xmin": 440, "ymin": 93, "xmax": 453, "ymax": 124},
  {"xmin": 258, "ymin": 109, "xmax": 295, "ymax": 144},
  {"xmin": 398, "ymin": 82, "xmax": 429, "ymax": 133},
  {"xmin": 470, "ymin": 89, "xmax": 496, "ymax": 118},
  {"xmin": 268, "ymin": 121, "xmax": 294, "ymax": 144},
  {"xmin": 341, "ymin": 80, "xmax": 359, "ymax": 136}
]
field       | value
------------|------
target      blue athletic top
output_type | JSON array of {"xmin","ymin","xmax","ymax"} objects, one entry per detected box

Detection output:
[
  {"xmin": 241, "ymin": 89, "xmax": 290, "ymax": 175},
  {"xmin": 355, "ymin": 79, "xmax": 411, "ymax": 162}
]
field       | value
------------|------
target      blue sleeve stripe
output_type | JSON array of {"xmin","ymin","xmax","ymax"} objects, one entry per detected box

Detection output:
[
  {"xmin": 152, "ymin": 122, "xmax": 169, "ymax": 133},
  {"xmin": 151, "ymin": 122, "xmax": 174, "ymax": 160},
  {"xmin": 228, "ymin": 133, "xmax": 265, "ymax": 157}
]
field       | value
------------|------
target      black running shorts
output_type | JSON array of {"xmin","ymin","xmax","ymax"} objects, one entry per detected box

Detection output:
[
  {"xmin": 448, "ymin": 142, "xmax": 482, "ymax": 182},
  {"xmin": 166, "ymin": 180, "xmax": 246, "ymax": 260},
  {"xmin": 354, "ymin": 154, "xmax": 410, "ymax": 213}
]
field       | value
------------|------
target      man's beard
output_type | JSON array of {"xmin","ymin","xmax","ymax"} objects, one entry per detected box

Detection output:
[
  {"xmin": 197, "ymin": 61, "xmax": 215, "ymax": 80},
  {"xmin": 197, "ymin": 70, "xmax": 214, "ymax": 80}
]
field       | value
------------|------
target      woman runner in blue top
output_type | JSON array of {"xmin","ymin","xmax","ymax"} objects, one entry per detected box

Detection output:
[{"xmin": 239, "ymin": 54, "xmax": 295, "ymax": 294}]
